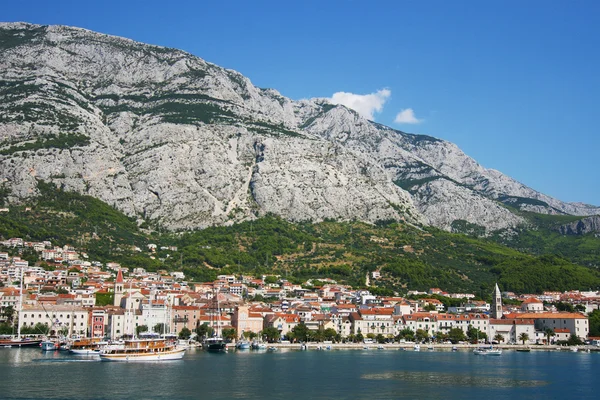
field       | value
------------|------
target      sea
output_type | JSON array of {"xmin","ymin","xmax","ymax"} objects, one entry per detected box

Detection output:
[{"xmin": 0, "ymin": 347, "xmax": 598, "ymax": 400}]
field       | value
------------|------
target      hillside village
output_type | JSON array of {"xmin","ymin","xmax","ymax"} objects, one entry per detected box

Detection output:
[{"xmin": 1, "ymin": 237, "xmax": 597, "ymax": 346}]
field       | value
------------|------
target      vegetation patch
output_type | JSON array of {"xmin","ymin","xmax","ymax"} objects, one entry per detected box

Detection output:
[{"xmin": 0, "ymin": 133, "xmax": 90, "ymax": 155}]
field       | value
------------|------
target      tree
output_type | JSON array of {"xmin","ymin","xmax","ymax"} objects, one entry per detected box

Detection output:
[
  {"xmin": 423, "ymin": 304, "xmax": 436, "ymax": 312},
  {"xmin": 1, "ymin": 305, "xmax": 15, "ymax": 324},
  {"xmin": 262, "ymin": 326, "xmax": 281, "ymax": 343},
  {"xmin": 136, "ymin": 325, "xmax": 148, "ymax": 336},
  {"xmin": 415, "ymin": 329, "xmax": 429, "ymax": 343},
  {"xmin": 242, "ymin": 330, "xmax": 257, "ymax": 340},
  {"xmin": 323, "ymin": 328, "xmax": 338, "ymax": 342},
  {"xmin": 397, "ymin": 328, "xmax": 415, "ymax": 341},
  {"xmin": 448, "ymin": 328, "xmax": 466, "ymax": 344},
  {"xmin": 153, "ymin": 323, "xmax": 165, "ymax": 334},
  {"xmin": 196, "ymin": 322, "xmax": 213, "ymax": 339},
  {"xmin": 467, "ymin": 326, "xmax": 487, "ymax": 343},
  {"xmin": 494, "ymin": 333, "xmax": 504, "ymax": 344},
  {"xmin": 567, "ymin": 334, "xmax": 583, "ymax": 346},
  {"xmin": 375, "ymin": 334, "xmax": 386, "ymax": 344},
  {"xmin": 518, "ymin": 332, "xmax": 529, "ymax": 345},
  {"xmin": 291, "ymin": 322, "xmax": 310, "ymax": 343},
  {"xmin": 544, "ymin": 328, "xmax": 556, "ymax": 345},
  {"xmin": 178, "ymin": 327, "xmax": 191, "ymax": 339},
  {"xmin": 222, "ymin": 328, "xmax": 237, "ymax": 341}
]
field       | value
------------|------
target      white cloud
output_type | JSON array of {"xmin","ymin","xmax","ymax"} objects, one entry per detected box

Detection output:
[
  {"xmin": 394, "ymin": 108, "xmax": 422, "ymax": 124},
  {"xmin": 329, "ymin": 89, "xmax": 391, "ymax": 120}
]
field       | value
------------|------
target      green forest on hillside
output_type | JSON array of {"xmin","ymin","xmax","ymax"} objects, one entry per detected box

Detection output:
[{"xmin": 0, "ymin": 182, "xmax": 599, "ymax": 295}]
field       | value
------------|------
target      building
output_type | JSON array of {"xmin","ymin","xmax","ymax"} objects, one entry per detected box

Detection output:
[
  {"xmin": 19, "ymin": 305, "xmax": 89, "ymax": 336},
  {"xmin": 512, "ymin": 312, "xmax": 589, "ymax": 341},
  {"xmin": 232, "ymin": 305, "xmax": 264, "ymax": 337}
]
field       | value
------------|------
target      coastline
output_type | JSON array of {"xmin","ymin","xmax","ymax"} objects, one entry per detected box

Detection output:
[{"xmin": 244, "ymin": 342, "xmax": 600, "ymax": 352}]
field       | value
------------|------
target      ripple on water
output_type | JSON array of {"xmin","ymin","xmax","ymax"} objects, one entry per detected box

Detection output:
[{"xmin": 362, "ymin": 371, "xmax": 548, "ymax": 388}]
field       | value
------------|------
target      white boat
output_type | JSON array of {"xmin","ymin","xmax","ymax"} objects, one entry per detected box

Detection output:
[
  {"xmin": 99, "ymin": 338, "xmax": 185, "ymax": 361},
  {"xmin": 252, "ymin": 341, "xmax": 267, "ymax": 350},
  {"xmin": 413, "ymin": 344, "xmax": 420, "ymax": 351},
  {"xmin": 40, "ymin": 340, "xmax": 58, "ymax": 351},
  {"xmin": 473, "ymin": 346, "xmax": 502, "ymax": 356}
]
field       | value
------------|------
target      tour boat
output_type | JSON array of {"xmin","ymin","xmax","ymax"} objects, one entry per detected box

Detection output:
[{"xmin": 99, "ymin": 338, "xmax": 185, "ymax": 361}]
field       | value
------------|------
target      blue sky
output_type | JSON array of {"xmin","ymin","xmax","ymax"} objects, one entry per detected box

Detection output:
[{"xmin": 3, "ymin": 0, "xmax": 599, "ymax": 206}]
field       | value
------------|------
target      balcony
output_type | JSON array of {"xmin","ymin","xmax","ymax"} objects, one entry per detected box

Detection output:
[{"xmin": 173, "ymin": 316, "xmax": 189, "ymax": 323}]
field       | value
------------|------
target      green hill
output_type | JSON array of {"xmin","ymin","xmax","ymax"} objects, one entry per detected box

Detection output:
[{"xmin": 1, "ymin": 183, "xmax": 599, "ymax": 295}]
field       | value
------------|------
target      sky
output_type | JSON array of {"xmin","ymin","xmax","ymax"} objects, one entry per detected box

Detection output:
[{"xmin": 3, "ymin": 0, "xmax": 599, "ymax": 206}]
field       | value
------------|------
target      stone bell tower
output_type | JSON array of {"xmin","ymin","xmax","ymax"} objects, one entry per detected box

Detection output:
[{"xmin": 491, "ymin": 283, "xmax": 503, "ymax": 319}]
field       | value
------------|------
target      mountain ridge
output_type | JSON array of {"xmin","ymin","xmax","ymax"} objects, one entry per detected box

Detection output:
[{"xmin": 0, "ymin": 22, "xmax": 598, "ymax": 232}]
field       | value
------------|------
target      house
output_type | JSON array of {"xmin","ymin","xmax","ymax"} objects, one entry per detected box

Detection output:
[{"xmin": 521, "ymin": 297, "xmax": 544, "ymax": 312}]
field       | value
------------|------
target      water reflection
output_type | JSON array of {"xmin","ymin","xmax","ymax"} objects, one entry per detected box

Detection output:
[{"xmin": 362, "ymin": 371, "xmax": 547, "ymax": 388}]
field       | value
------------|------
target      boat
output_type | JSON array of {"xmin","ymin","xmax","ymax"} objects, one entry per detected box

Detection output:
[
  {"xmin": 516, "ymin": 347, "xmax": 531, "ymax": 353},
  {"xmin": 413, "ymin": 344, "xmax": 420, "ymax": 351},
  {"xmin": 236, "ymin": 341, "xmax": 250, "ymax": 350},
  {"xmin": 0, "ymin": 336, "xmax": 42, "ymax": 348},
  {"xmin": 451, "ymin": 346, "xmax": 458, "ymax": 352},
  {"xmin": 205, "ymin": 336, "xmax": 227, "ymax": 352},
  {"xmin": 267, "ymin": 346, "xmax": 277, "ymax": 352},
  {"xmin": 68, "ymin": 338, "xmax": 108, "ymax": 355},
  {"xmin": 40, "ymin": 339, "xmax": 59, "ymax": 352},
  {"xmin": 251, "ymin": 341, "xmax": 267, "ymax": 350},
  {"xmin": 203, "ymin": 291, "xmax": 227, "ymax": 352},
  {"xmin": 473, "ymin": 345, "xmax": 502, "ymax": 356},
  {"xmin": 99, "ymin": 338, "xmax": 185, "ymax": 361}
]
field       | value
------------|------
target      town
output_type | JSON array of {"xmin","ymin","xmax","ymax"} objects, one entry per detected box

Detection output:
[{"xmin": 1, "ymin": 237, "xmax": 598, "ymax": 348}]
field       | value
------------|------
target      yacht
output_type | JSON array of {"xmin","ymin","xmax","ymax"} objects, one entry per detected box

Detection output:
[{"xmin": 99, "ymin": 338, "xmax": 185, "ymax": 361}]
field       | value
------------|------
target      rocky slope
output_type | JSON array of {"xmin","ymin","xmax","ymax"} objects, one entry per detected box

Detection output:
[
  {"xmin": 558, "ymin": 216, "xmax": 600, "ymax": 236},
  {"xmin": 0, "ymin": 22, "xmax": 598, "ymax": 232}
]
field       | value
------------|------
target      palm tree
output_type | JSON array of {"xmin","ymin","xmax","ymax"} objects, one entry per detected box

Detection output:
[
  {"xmin": 544, "ymin": 328, "xmax": 555, "ymax": 345},
  {"xmin": 494, "ymin": 333, "xmax": 504, "ymax": 344},
  {"xmin": 518, "ymin": 332, "xmax": 529, "ymax": 345}
]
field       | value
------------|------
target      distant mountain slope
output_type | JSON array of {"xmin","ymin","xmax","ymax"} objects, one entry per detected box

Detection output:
[{"xmin": 0, "ymin": 22, "xmax": 598, "ymax": 232}]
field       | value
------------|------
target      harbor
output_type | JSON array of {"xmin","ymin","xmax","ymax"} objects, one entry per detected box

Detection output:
[{"xmin": 1, "ymin": 345, "xmax": 598, "ymax": 399}]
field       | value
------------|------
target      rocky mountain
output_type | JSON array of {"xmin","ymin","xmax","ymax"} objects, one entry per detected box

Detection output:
[
  {"xmin": 558, "ymin": 216, "xmax": 600, "ymax": 236},
  {"xmin": 1, "ymin": 22, "xmax": 598, "ymax": 232}
]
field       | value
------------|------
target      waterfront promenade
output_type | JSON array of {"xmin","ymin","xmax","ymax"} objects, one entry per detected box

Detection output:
[{"xmin": 260, "ymin": 342, "xmax": 600, "ymax": 352}]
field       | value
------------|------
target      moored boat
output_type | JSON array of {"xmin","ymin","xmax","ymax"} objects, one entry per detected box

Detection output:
[
  {"xmin": 0, "ymin": 336, "xmax": 42, "ymax": 348},
  {"xmin": 204, "ymin": 337, "xmax": 227, "ymax": 352},
  {"xmin": 99, "ymin": 338, "xmax": 185, "ymax": 361},
  {"xmin": 40, "ymin": 339, "xmax": 59, "ymax": 352},
  {"xmin": 473, "ymin": 346, "xmax": 502, "ymax": 356},
  {"xmin": 236, "ymin": 341, "xmax": 250, "ymax": 350},
  {"xmin": 68, "ymin": 338, "xmax": 108, "ymax": 355}
]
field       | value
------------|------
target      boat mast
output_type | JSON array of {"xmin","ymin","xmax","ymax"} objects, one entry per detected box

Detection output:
[
  {"xmin": 128, "ymin": 277, "xmax": 133, "ymax": 338},
  {"xmin": 16, "ymin": 264, "xmax": 23, "ymax": 340}
]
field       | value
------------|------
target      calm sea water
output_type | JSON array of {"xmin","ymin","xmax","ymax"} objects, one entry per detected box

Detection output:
[{"xmin": 0, "ymin": 347, "xmax": 598, "ymax": 399}]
